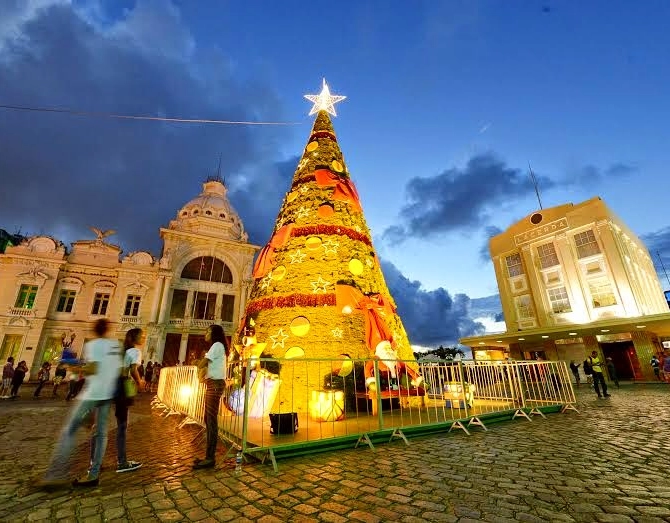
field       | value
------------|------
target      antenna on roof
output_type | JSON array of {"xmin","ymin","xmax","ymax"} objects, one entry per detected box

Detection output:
[
  {"xmin": 528, "ymin": 162, "xmax": 543, "ymax": 210},
  {"xmin": 656, "ymin": 251, "xmax": 670, "ymax": 288},
  {"xmin": 206, "ymin": 153, "xmax": 225, "ymax": 185}
]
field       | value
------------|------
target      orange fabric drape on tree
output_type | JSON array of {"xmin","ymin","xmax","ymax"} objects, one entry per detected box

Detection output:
[
  {"xmin": 313, "ymin": 169, "xmax": 362, "ymax": 212},
  {"xmin": 252, "ymin": 224, "xmax": 294, "ymax": 278},
  {"xmin": 335, "ymin": 284, "xmax": 396, "ymax": 352}
]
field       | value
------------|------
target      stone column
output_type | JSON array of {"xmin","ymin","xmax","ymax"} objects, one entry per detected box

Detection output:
[
  {"xmin": 214, "ymin": 293, "xmax": 223, "ymax": 322},
  {"xmin": 184, "ymin": 291, "xmax": 195, "ymax": 319},
  {"xmin": 157, "ymin": 276, "xmax": 173, "ymax": 324},
  {"xmin": 149, "ymin": 276, "xmax": 164, "ymax": 324},
  {"xmin": 631, "ymin": 330, "xmax": 657, "ymax": 381},
  {"xmin": 178, "ymin": 333, "xmax": 189, "ymax": 363}
]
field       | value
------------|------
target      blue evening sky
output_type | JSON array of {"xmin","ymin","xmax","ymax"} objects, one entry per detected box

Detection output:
[{"xmin": 2, "ymin": 0, "xmax": 670, "ymax": 305}]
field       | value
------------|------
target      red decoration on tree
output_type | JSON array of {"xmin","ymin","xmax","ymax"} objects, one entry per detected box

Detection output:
[
  {"xmin": 292, "ymin": 225, "xmax": 371, "ymax": 245},
  {"xmin": 246, "ymin": 293, "xmax": 337, "ymax": 315}
]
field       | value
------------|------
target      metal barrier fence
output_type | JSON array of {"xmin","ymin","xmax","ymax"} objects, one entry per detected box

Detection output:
[{"xmin": 155, "ymin": 359, "xmax": 577, "ymax": 470}]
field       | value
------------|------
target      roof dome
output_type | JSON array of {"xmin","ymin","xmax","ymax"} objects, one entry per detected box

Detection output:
[{"xmin": 170, "ymin": 178, "xmax": 247, "ymax": 241}]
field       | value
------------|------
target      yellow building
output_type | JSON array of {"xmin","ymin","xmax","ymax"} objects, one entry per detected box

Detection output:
[
  {"xmin": 460, "ymin": 197, "xmax": 670, "ymax": 380},
  {"xmin": 0, "ymin": 178, "xmax": 259, "ymax": 378}
]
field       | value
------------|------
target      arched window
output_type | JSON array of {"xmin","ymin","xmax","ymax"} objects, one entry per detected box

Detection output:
[{"xmin": 181, "ymin": 257, "xmax": 233, "ymax": 283}]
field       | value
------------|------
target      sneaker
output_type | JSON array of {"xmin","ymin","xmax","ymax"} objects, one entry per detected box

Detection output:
[
  {"xmin": 604, "ymin": 393, "xmax": 611, "ymax": 397},
  {"xmin": 116, "ymin": 461, "xmax": 142, "ymax": 473},
  {"xmin": 72, "ymin": 474, "xmax": 99, "ymax": 487}
]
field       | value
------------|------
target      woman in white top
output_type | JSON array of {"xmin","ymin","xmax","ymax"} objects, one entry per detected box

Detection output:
[
  {"xmin": 194, "ymin": 324, "xmax": 229, "ymax": 469},
  {"xmin": 112, "ymin": 328, "xmax": 145, "ymax": 473}
]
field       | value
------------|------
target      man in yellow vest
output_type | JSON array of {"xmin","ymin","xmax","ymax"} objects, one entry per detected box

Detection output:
[{"xmin": 588, "ymin": 350, "xmax": 611, "ymax": 398}]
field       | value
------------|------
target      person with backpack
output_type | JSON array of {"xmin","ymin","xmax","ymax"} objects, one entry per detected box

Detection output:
[
  {"xmin": 587, "ymin": 350, "xmax": 610, "ymax": 398},
  {"xmin": 583, "ymin": 357, "xmax": 593, "ymax": 385},
  {"xmin": 569, "ymin": 360, "xmax": 581, "ymax": 386},
  {"xmin": 651, "ymin": 355, "xmax": 661, "ymax": 380}
]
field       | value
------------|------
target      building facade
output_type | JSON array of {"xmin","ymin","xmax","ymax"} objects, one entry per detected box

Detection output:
[
  {"xmin": 0, "ymin": 178, "xmax": 259, "ymax": 378},
  {"xmin": 460, "ymin": 197, "xmax": 670, "ymax": 380}
]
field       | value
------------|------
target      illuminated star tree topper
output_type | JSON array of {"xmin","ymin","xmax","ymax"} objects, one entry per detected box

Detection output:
[{"xmin": 304, "ymin": 78, "xmax": 346, "ymax": 116}]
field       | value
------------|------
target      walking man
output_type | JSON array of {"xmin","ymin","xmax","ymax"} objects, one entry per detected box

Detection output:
[
  {"xmin": 39, "ymin": 319, "xmax": 122, "ymax": 489},
  {"xmin": 588, "ymin": 350, "xmax": 610, "ymax": 398}
]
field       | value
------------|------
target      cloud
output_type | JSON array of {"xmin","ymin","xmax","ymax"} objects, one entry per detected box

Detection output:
[
  {"xmin": 0, "ymin": 0, "xmax": 285, "ymax": 255},
  {"xmin": 565, "ymin": 162, "xmax": 637, "ymax": 187},
  {"xmin": 380, "ymin": 259, "xmax": 485, "ymax": 346},
  {"xmin": 642, "ymin": 227, "xmax": 670, "ymax": 285},
  {"xmin": 479, "ymin": 225, "xmax": 503, "ymax": 262},
  {"xmin": 383, "ymin": 152, "xmax": 553, "ymax": 243}
]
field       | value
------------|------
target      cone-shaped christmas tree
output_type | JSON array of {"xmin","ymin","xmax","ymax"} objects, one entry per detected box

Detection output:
[{"xmin": 235, "ymin": 80, "xmax": 420, "ymax": 413}]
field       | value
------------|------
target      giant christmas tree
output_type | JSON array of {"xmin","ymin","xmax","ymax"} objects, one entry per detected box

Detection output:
[{"xmin": 235, "ymin": 80, "xmax": 420, "ymax": 413}]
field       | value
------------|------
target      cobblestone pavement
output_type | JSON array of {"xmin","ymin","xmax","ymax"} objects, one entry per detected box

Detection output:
[{"xmin": 0, "ymin": 382, "xmax": 669, "ymax": 522}]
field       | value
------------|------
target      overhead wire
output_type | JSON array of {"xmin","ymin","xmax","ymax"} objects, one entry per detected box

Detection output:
[{"xmin": 0, "ymin": 103, "xmax": 301, "ymax": 126}]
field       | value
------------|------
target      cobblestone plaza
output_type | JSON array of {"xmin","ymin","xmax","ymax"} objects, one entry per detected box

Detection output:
[{"xmin": 0, "ymin": 384, "xmax": 669, "ymax": 522}]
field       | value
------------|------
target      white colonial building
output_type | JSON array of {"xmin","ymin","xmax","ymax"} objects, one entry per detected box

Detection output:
[{"xmin": 0, "ymin": 177, "xmax": 259, "ymax": 378}]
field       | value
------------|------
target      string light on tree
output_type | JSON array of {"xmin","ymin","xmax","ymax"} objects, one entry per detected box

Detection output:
[
  {"xmin": 311, "ymin": 276, "xmax": 332, "ymax": 294},
  {"xmin": 304, "ymin": 79, "xmax": 346, "ymax": 117},
  {"xmin": 289, "ymin": 250, "xmax": 307, "ymax": 264},
  {"xmin": 331, "ymin": 327, "xmax": 343, "ymax": 339},
  {"xmin": 322, "ymin": 239, "xmax": 340, "ymax": 255},
  {"xmin": 269, "ymin": 328, "xmax": 289, "ymax": 349}
]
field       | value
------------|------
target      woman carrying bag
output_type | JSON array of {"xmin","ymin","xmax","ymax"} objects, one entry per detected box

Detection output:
[
  {"xmin": 194, "ymin": 324, "xmax": 229, "ymax": 470},
  {"xmin": 92, "ymin": 328, "xmax": 145, "ymax": 473}
]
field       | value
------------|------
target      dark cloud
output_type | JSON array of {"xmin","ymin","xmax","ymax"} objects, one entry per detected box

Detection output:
[
  {"xmin": 380, "ymin": 259, "xmax": 485, "ymax": 346},
  {"xmin": 479, "ymin": 225, "xmax": 503, "ymax": 262},
  {"xmin": 383, "ymin": 152, "xmax": 554, "ymax": 243},
  {"xmin": 642, "ymin": 227, "xmax": 670, "ymax": 286},
  {"xmin": 230, "ymin": 157, "xmax": 298, "ymax": 245},
  {"xmin": 0, "ymin": 1, "xmax": 285, "ymax": 255},
  {"xmin": 565, "ymin": 162, "xmax": 636, "ymax": 186}
]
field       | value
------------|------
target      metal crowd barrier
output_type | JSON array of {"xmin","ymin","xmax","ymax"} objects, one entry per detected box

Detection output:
[{"xmin": 155, "ymin": 359, "xmax": 577, "ymax": 471}]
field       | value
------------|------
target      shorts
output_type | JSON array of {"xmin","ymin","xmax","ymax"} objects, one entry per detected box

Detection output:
[{"xmin": 2, "ymin": 378, "xmax": 11, "ymax": 389}]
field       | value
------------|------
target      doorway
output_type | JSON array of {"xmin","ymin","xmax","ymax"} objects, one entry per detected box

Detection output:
[
  {"xmin": 162, "ymin": 333, "xmax": 181, "ymax": 366},
  {"xmin": 186, "ymin": 335, "xmax": 206, "ymax": 365},
  {"xmin": 600, "ymin": 341, "xmax": 641, "ymax": 380}
]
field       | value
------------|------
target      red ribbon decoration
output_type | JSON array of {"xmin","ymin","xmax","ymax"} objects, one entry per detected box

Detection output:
[
  {"xmin": 252, "ymin": 224, "xmax": 294, "ymax": 278},
  {"xmin": 314, "ymin": 169, "xmax": 362, "ymax": 212},
  {"xmin": 336, "ymin": 284, "xmax": 396, "ymax": 352}
]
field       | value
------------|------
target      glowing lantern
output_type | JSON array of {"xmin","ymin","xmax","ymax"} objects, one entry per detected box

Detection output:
[
  {"xmin": 309, "ymin": 390, "xmax": 345, "ymax": 422},
  {"xmin": 178, "ymin": 384, "xmax": 192, "ymax": 407}
]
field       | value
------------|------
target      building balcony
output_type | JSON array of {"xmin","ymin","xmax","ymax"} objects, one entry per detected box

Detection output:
[
  {"xmin": 8, "ymin": 307, "xmax": 35, "ymax": 317},
  {"xmin": 168, "ymin": 318, "xmax": 184, "ymax": 327},
  {"xmin": 120, "ymin": 315, "xmax": 142, "ymax": 325},
  {"xmin": 191, "ymin": 319, "xmax": 215, "ymax": 329}
]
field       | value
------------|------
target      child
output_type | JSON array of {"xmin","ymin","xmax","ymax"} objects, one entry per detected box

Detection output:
[{"xmin": 1, "ymin": 357, "xmax": 15, "ymax": 398}]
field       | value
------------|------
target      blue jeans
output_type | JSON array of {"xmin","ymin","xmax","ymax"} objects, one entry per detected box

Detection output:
[
  {"xmin": 44, "ymin": 399, "xmax": 112, "ymax": 480},
  {"xmin": 91, "ymin": 399, "xmax": 129, "ymax": 465}
]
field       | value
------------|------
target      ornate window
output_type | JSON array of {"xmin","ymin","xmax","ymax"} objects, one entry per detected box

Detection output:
[
  {"xmin": 221, "ymin": 294, "xmax": 235, "ymax": 322},
  {"xmin": 588, "ymin": 279, "xmax": 617, "ymax": 308},
  {"xmin": 505, "ymin": 253, "xmax": 524, "ymax": 277},
  {"xmin": 181, "ymin": 257, "xmax": 233, "ymax": 284},
  {"xmin": 56, "ymin": 290, "xmax": 77, "ymax": 313},
  {"xmin": 15, "ymin": 284, "xmax": 38, "ymax": 309},
  {"xmin": 547, "ymin": 286, "xmax": 571, "ymax": 314},
  {"xmin": 574, "ymin": 230, "xmax": 601, "ymax": 258},
  {"xmin": 514, "ymin": 295, "xmax": 535, "ymax": 319},
  {"xmin": 91, "ymin": 293, "xmax": 110, "ymax": 316},
  {"xmin": 537, "ymin": 243, "xmax": 560, "ymax": 269},
  {"xmin": 124, "ymin": 295, "xmax": 142, "ymax": 317}
]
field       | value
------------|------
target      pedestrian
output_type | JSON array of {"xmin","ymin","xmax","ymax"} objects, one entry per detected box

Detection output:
[
  {"xmin": 93, "ymin": 328, "xmax": 144, "ymax": 474},
  {"xmin": 587, "ymin": 350, "xmax": 610, "ymax": 398},
  {"xmin": 34, "ymin": 362, "xmax": 52, "ymax": 398},
  {"xmin": 663, "ymin": 349, "xmax": 670, "ymax": 384},
  {"xmin": 10, "ymin": 361, "xmax": 28, "ymax": 399},
  {"xmin": 569, "ymin": 360, "xmax": 581, "ymax": 386},
  {"xmin": 1, "ymin": 356, "xmax": 15, "ymax": 398},
  {"xmin": 194, "ymin": 324, "xmax": 229, "ymax": 470},
  {"xmin": 605, "ymin": 357, "xmax": 619, "ymax": 388},
  {"xmin": 151, "ymin": 363, "xmax": 161, "ymax": 392},
  {"xmin": 583, "ymin": 357, "xmax": 594, "ymax": 385},
  {"xmin": 138, "ymin": 360, "xmax": 145, "ymax": 381},
  {"xmin": 38, "ymin": 318, "xmax": 122, "ymax": 489},
  {"xmin": 650, "ymin": 354, "xmax": 661, "ymax": 380},
  {"xmin": 52, "ymin": 363, "xmax": 67, "ymax": 397},
  {"xmin": 144, "ymin": 362, "xmax": 153, "ymax": 392}
]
